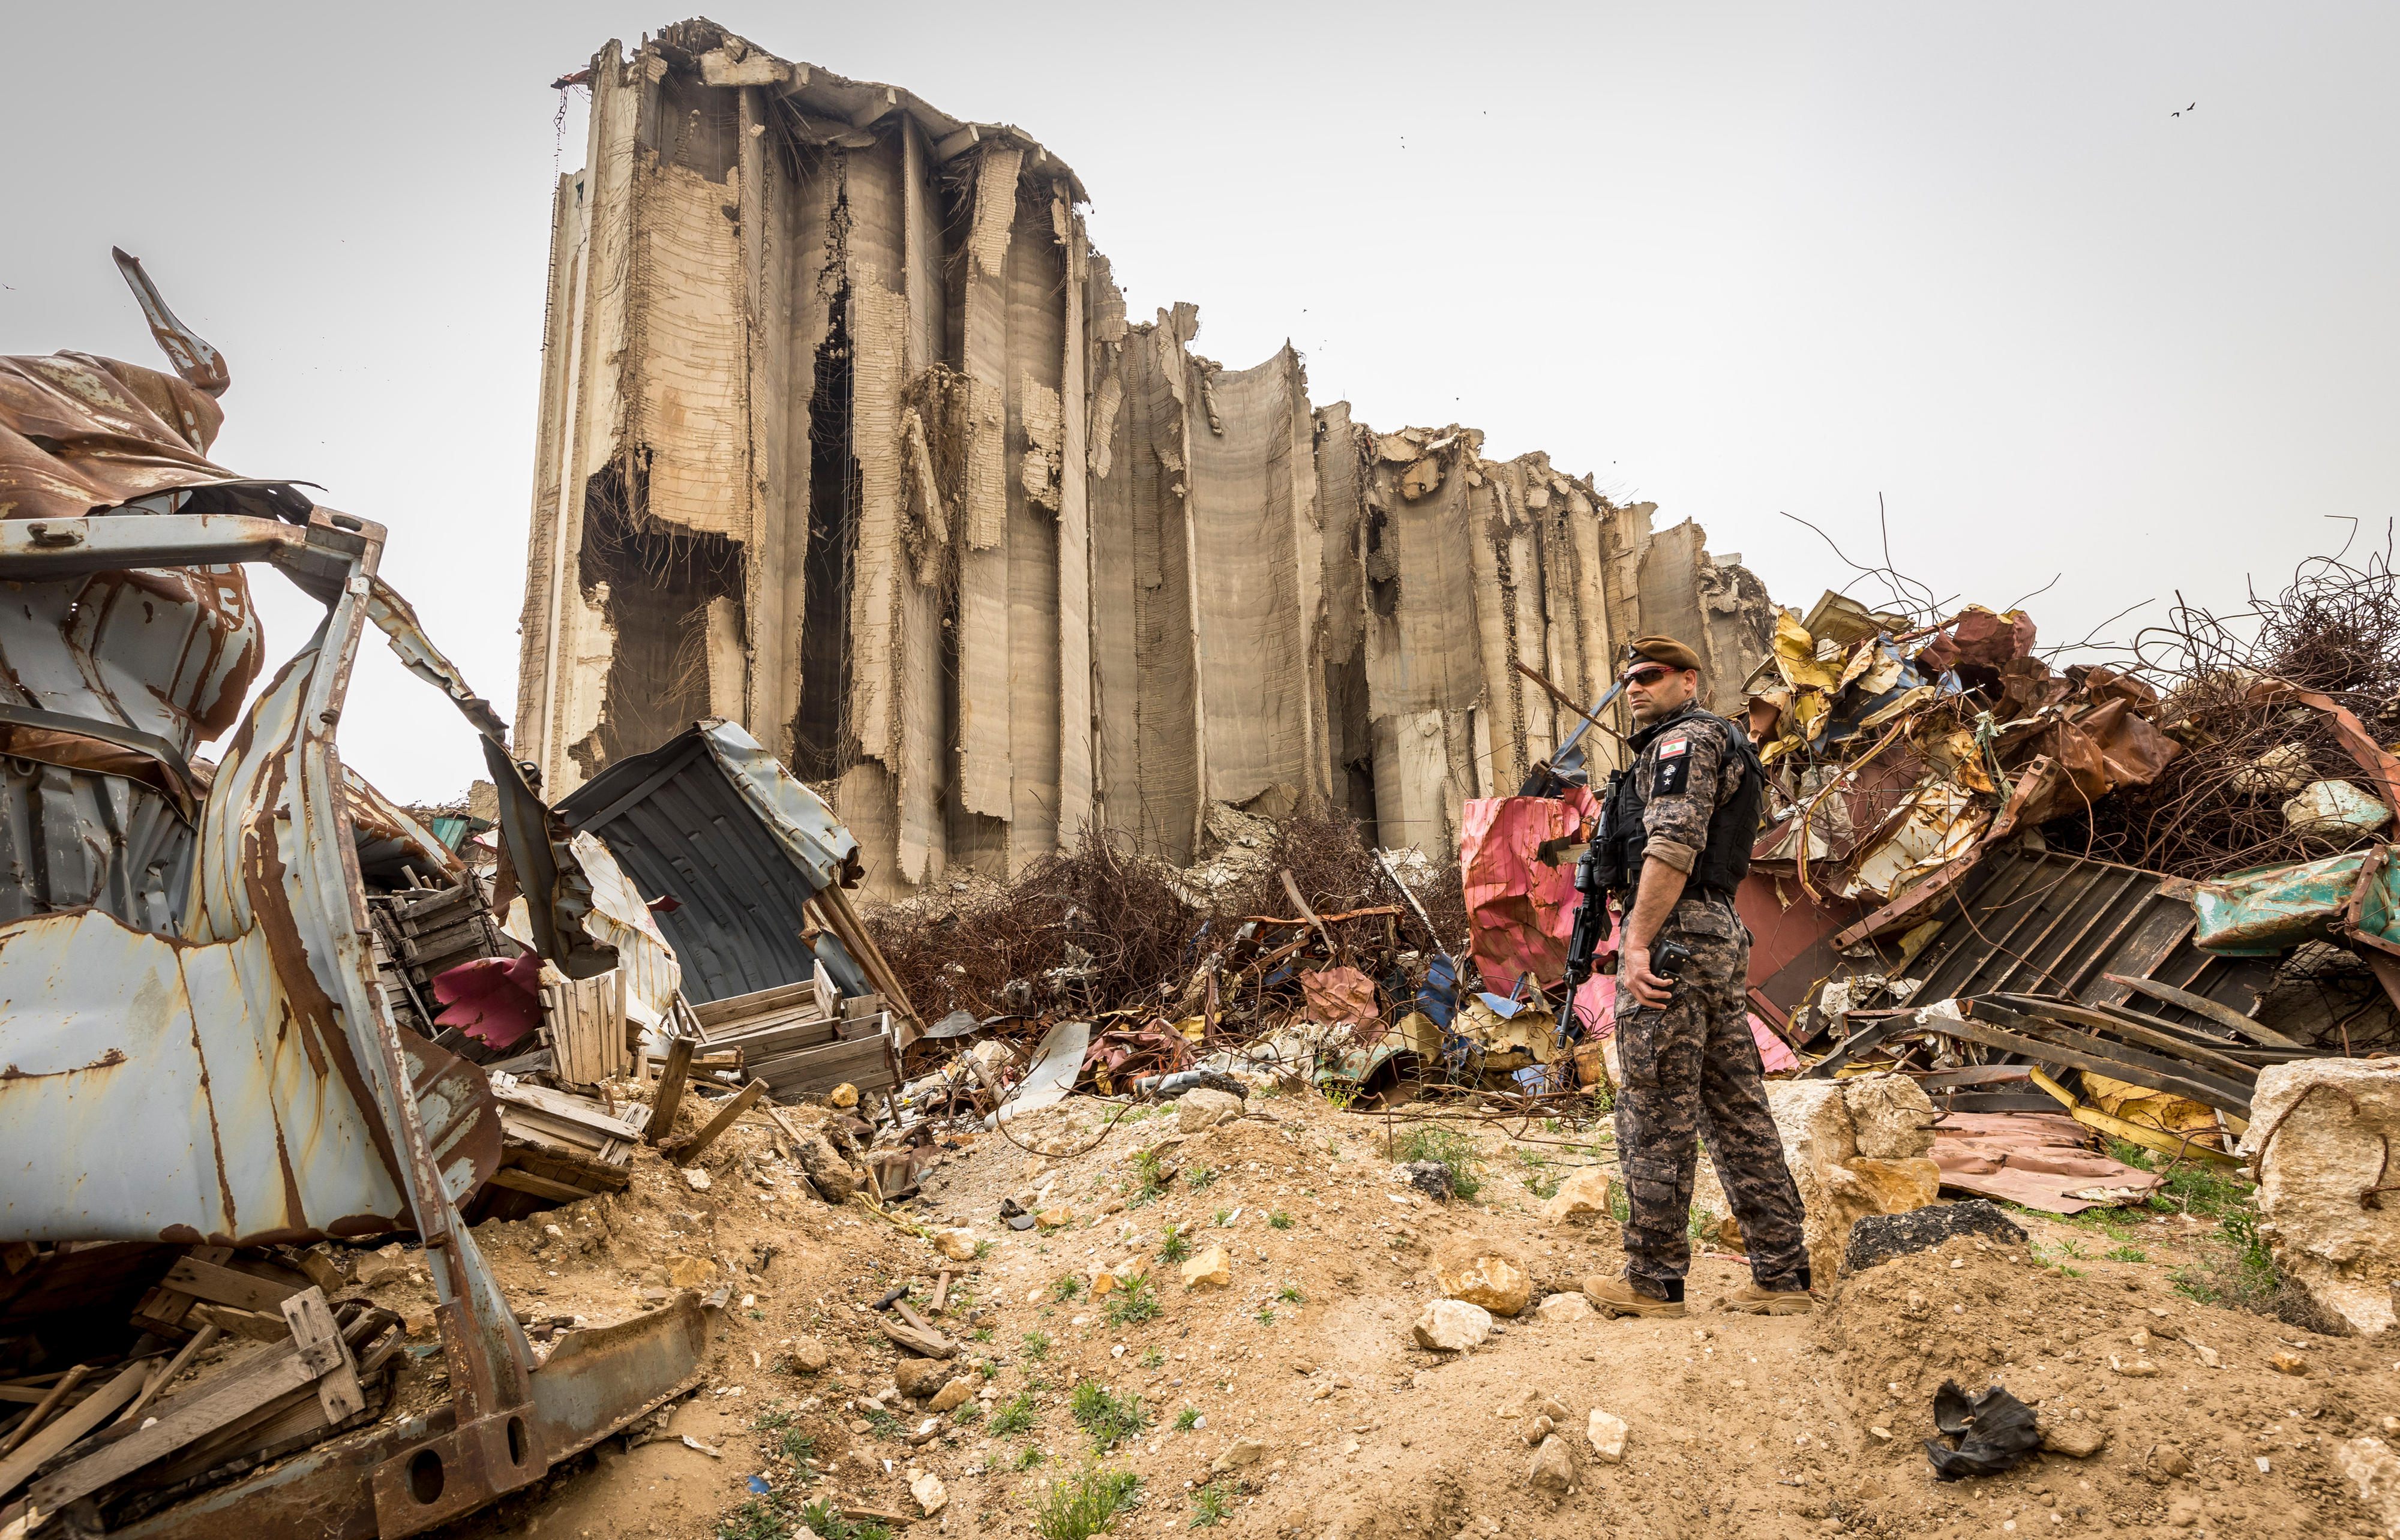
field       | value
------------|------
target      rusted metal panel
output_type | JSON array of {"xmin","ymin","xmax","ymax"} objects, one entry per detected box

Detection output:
[
  {"xmin": 559, "ymin": 720, "xmax": 864, "ymax": 1004},
  {"xmin": 0, "ymin": 270, "xmax": 706, "ymax": 1532},
  {"xmin": 1849, "ymin": 843, "xmax": 2277, "ymax": 1031},
  {"xmin": 2171, "ymin": 847, "xmax": 2374, "ymax": 955}
]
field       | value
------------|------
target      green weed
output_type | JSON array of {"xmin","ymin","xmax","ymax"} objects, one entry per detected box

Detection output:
[
  {"xmin": 1388, "ymin": 1125, "xmax": 1483, "ymax": 1198},
  {"xmin": 1106, "ymin": 1280, "xmax": 1161, "ymax": 1326},
  {"xmin": 798, "ymin": 1499, "xmax": 893, "ymax": 1540},
  {"xmin": 1141, "ymin": 1347, "xmax": 1165, "ymax": 1368},
  {"xmin": 1267, "ymin": 1211, "xmax": 1292, "ymax": 1230},
  {"xmin": 1189, "ymin": 1482, "xmax": 1233, "ymax": 1529},
  {"xmin": 753, "ymin": 1408, "xmax": 816, "ymax": 1466},
  {"xmin": 1024, "ymin": 1331, "xmax": 1054, "ymax": 1361},
  {"xmin": 990, "ymin": 1392, "xmax": 1040, "ymax": 1436},
  {"xmin": 1158, "ymin": 1224, "xmax": 1192, "ymax": 1263},
  {"xmin": 1276, "ymin": 1284, "xmax": 1304, "ymax": 1304},
  {"xmin": 1069, "ymin": 1382, "xmax": 1148, "ymax": 1448},
  {"xmin": 718, "ymin": 1496, "xmax": 793, "ymax": 1540},
  {"xmin": 1173, "ymin": 1406, "xmax": 1201, "ymax": 1431},
  {"xmin": 2102, "ymin": 1245, "xmax": 2149, "ymax": 1264},
  {"xmin": 1055, "ymin": 1275, "xmax": 1084, "ymax": 1301},
  {"xmin": 1184, "ymin": 1164, "xmax": 1218, "ymax": 1191},
  {"xmin": 1034, "ymin": 1461, "xmax": 1143, "ymax": 1540}
]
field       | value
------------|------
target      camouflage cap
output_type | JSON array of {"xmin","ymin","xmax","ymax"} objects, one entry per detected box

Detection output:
[{"xmin": 1624, "ymin": 635, "xmax": 1702, "ymax": 674}]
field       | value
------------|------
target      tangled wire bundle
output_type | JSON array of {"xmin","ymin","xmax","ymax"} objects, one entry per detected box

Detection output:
[
  {"xmin": 2071, "ymin": 541, "xmax": 2400, "ymax": 877},
  {"xmin": 864, "ymin": 813, "xmax": 1468, "ymax": 1025}
]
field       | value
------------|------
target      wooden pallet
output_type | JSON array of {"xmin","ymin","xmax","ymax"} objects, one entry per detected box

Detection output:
[{"xmin": 541, "ymin": 970, "xmax": 630, "ymax": 1088}]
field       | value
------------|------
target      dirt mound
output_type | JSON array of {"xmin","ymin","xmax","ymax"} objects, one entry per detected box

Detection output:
[{"xmin": 1818, "ymin": 1238, "xmax": 2387, "ymax": 1537}]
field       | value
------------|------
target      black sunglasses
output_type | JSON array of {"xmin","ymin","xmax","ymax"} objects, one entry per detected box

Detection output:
[{"xmin": 1622, "ymin": 665, "xmax": 1676, "ymax": 686}]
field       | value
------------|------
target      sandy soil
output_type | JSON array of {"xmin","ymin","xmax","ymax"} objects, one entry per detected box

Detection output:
[{"xmin": 342, "ymin": 1083, "xmax": 2395, "ymax": 1540}]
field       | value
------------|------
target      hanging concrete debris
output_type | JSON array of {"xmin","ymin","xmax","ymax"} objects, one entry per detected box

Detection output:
[{"xmin": 511, "ymin": 20, "xmax": 1776, "ymax": 897}]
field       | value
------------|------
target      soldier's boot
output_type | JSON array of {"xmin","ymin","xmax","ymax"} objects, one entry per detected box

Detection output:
[
  {"xmin": 1582, "ymin": 1275, "xmax": 1687, "ymax": 1320},
  {"xmin": 1719, "ymin": 1281, "xmax": 1815, "ymax": 1316}
]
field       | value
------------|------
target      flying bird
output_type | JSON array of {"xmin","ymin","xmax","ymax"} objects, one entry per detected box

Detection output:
[{"xmin": 2171, "ymin": 101, "xmax": 2195, "ymax": 116}]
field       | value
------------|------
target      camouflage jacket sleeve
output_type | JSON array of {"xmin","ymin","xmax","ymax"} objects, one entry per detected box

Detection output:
[{"xmin": 1639, "ymin": 715, "xmax": 1731, "ymax": 873}]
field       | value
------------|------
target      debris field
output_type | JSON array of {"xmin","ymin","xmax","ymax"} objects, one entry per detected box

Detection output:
[{"xmin": 5, "ymin": 17, "xmax": 2400, "ymax": 1540}]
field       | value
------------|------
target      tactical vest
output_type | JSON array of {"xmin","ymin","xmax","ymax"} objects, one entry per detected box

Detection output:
[{"xmin": 1592, "ymin": 707, "xmax": 1766, "ymax": 896}]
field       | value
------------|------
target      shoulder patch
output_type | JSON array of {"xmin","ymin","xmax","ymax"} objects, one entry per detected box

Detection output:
[
  {"xmin": 1658, "ymin": 737, "xmax": 1689, "ymax": 758},
  {"xmin": 1652, "ymin": 745, "xmax": 1691, "ymax": 797}
]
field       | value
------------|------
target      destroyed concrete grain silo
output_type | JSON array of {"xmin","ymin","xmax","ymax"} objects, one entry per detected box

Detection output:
[{"xmin": 512, "ymin": 20, "xmax": 1775, "ymax": 897}]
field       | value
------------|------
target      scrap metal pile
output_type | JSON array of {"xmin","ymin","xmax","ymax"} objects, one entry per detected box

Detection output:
[
  {"xmin": 0, "ymin": 263, "xmax": 911, "ymax": 1538},
  {"xmin": 1730, "ymin": 551, "xmax": 2400, "ymax": 1213},
  {"xmin": 856, "ymin": 545, "xmax": 2400, "ymax": 1225},
  {"xmin": 866, "ymin": 809, "xmax": 1479, "ymax": 1131}
]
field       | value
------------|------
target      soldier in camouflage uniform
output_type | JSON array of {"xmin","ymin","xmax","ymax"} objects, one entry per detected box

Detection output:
[{"xmin": 1579, "ymin": 636, "xmax": 1814, "ymax": 1319}]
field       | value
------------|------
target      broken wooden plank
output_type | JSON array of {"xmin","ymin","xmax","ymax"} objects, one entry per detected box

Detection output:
[
  {"xmin": 880, "ymin": 1318, "xmax": 956, "ymax": 1359},
  {"xmin": 487, "ymin": 1166, "xmax": 602, "ymax": 1203},
  {"xmin": 673, "ymin": 1079, "xmax": 769, "ymax": 1167},
  {"xmin": 931, "ymin": 1271, "xmax": 952, "ymax": 1314},
  {"xmin": 191, "ymin": 1302, "xmax": 292, "ymax": 1344},
  {"xmin": 692, "ymin": 977, "xmax": 823, "ymax": 1031},
  {"xmin": 0, "ymin": 1359, "xmax": 148, "ymax": 1499},
  {"xmin": 647, "ymin": 1034, "xmax": 698, "ymax": 1145},
  {"xmin": 122, "ymin": 1323, "xmax": 221, "ymax": 1424},
  {"xmin": 283, "ymin": 1288, "xmax": 364, "ymax": 1421},
  {"xmin": 26, "ymin": 1292, "xmax": 362, "ymax": 1512},
  {"xmin": 164, "ymin": 1256, "xmax": 306, "ymax": 1316},
  {"xmin": 0, "ymin": 1364, "xmax": 87, "ymax": 1456},
  {"xmin": 490, "ymin": 1077, "xmax": 649, "ymax": 1141}
]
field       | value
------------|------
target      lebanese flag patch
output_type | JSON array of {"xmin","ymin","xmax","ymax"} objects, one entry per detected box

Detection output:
[{"xmin": 1659, "ymin": 737, "xmax": 1689, "ymax": 757}]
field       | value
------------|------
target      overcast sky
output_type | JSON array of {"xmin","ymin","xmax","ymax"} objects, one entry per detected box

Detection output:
[{"xmin": 5, "ymin": 3, "xmax": 2393, "ymax": 804}]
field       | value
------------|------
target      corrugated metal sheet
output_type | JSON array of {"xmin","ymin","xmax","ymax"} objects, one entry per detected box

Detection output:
[
  {"xmin": 1850, "ymin": 843, "xmax": 2278, "ymax": 1030},
  {"xmin": 558, "ymin": 721, "xmax": 863, "ymax": 1005}
]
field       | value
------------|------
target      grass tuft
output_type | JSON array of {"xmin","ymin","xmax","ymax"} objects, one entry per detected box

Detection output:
[
  {"xmin": 1034, "ymin": 1462, "xmax": 1143, "ymax": 1540},
  {"xmin": 1189, "ymin": 1482, "xmax": 1233, "ymax": 1528},
  {"xmin": 1388, "ymin": 1125, "xmax": 1483, "ymax": 1198},
  {"xmin": 989, "ymin": 1392, "xmax": 1040, "ymax": 1437},
  {"xmin": 1105, "ymin": 1280, "xmax": 1160, "ymax": 1326},
  {"xmin": 1069, "ymin": 1381, "xmax": 1148, "ymax": 1448},
  {"xmin": 797, "ymin": 1499, "xmax": 893, "ymax": 1540}
]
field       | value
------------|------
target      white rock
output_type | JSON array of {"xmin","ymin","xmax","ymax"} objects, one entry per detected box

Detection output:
[
  {"xmin": 1211, "ymin": 1437, "xmax": 1265, "ymax": 1472},
  {"xmin": 1586, "ymin": 1409, "xmax": 1628, "ymax": 1463},
  {"xmin": 2337, "ymin": 1436, "xmax": 2400, "ymax": 1538},
  {"xmin": 1842, "ymin": 1073, "xmax": 1938, "ymax": 1160},
  {"xmin": 2241, "ymin": 1059, "xmax": 2400, "ymax": 1334},
  {"xmin": 910, "ymin": 1471, "xmax": 948, "ymax": 1515},
  {"xmin": 933, "ymin": 1227, "xmax": 978, "ymax": 1262},
  {"xmin": 683, "ymin": 1167, "xmax": 712, "ymax": 1191},
  {"xmin": 1539, "ymin": 1167, "xmax": 1615, "ymax": 1226},
  {"xmin": 1527, "ymin": 1433, "xmax": 1574, "ymax": 1493},
  {"xmin": 1411, "ymin": 1299, "xmax": 1493, "ymax": 1352},
  {"xmin": 1534, "ymin": 1292, "xmax": 1594, "ymax": 1324},
  {"xmin": 1436, "ymin": 1253, "xmax": 1531, "ymax": 1317},
  {"xmin": 1769, "ymin": 1066, "xmax": 1943, "ymax": 1284},
  {"xmin": 1178, "ymin": 1087, "xmax": 1246, "ymax": 1133}
]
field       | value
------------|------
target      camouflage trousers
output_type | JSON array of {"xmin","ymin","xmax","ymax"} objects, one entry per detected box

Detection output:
[{"xmin": 1612, "ymin": 898, "xmax": 1810, "ymax": 1298}]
